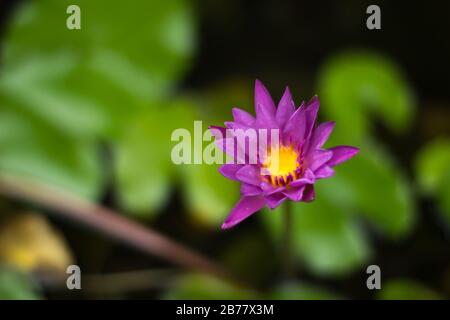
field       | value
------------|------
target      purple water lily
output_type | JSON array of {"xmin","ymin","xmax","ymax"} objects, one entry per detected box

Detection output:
[{"xmin": 210, "ymin": 80, "xmax": 359, "ymax": 229}]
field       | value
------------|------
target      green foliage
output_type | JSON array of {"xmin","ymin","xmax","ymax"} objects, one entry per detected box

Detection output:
[
  {"xmin": 414, "ymin": 138, "xmax": 450, "ymax": 224},
  {"xmin": 163, "ymin": 274, "xmax": 341, "ymax": 300},
  {"xmin": 414, "ymin": 138, "xmax": 450, "ymax": 193},
  {"xmin": 0, "ymin": 98, "xmax": 102, "ymax": 199},
  {"xmin": 0, "ymin": 0, "xmax": 196, "ymax": 201},
  {"xmin": 318, "ymin": 51, "xmax": 415, "ymax": 142},
  {"xmin": 335, "ymin": 144, "xmax": 415, "ymax": 236},
  {"xmin": 269, "ymin": 282, "xmax": 340, "ymax": 300},
  {"xmin": 180, "ymin": 162, "xmax": 240, "ymax": 225},
  {"xmin": 377, "ymin": 279, "xmax": 444, "ymax": 300},
  {"xmin": 0, "ymin": 0, "xmax": 238, "ymax": 224},
  {"xmin": 0, "ymin": 265, "xmax": 41, "ymax": 300},
  {"xmin": 180, "ymin": 80, "xmax": 252, "ymax": 224},
  {"xmin": 162, "ymin": 273, "xmax": 258, "ymax": 299},
  {"xmin": 115, "ymin": 101, "xmax": 193, "ymax": 215},
  {"xmin": 264, "ymin": 197, "xmax": 370, "ymax": 276}
]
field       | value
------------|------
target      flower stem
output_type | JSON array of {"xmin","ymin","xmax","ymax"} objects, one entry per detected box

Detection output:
[{"xmin": 283, "ymin": 200, "xmax": 294, "ymax": 277}]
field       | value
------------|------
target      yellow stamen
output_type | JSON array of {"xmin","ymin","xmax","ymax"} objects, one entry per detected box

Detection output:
[{"xmin": 262, "ymin": 145, "xmax": 302, "ymax": 186}]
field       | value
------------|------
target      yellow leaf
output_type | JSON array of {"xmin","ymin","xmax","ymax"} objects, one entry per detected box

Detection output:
[{"xmin": 0, "ymin": 212, "xmax": 74, "ymax": 272}]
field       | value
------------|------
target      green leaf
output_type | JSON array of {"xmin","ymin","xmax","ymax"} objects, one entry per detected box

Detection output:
[
  {"xmin": 176, "ymin": 80, "xmax": 251, "ymax": 226},
  {"xmin": 317, "ymin": 51, "xmax": 416, "ymax": 238},
  {"xmin": 115, "ymin": 100, "xmax": 194, "ymax": 215},
  {"xmin": 162, "ymin": 273, "xmax": 259, "ymax": 299},
  {"xmin": 414, "ymin": 138, "xmax": 450, "ymax": 194},
  {"xmin": 1, "ymin": 0, "xmax": 196, "ymax": 137},
  {"xmin": 0, "ymin": 265, "xmax": 41, "ymax": 300},
  {"xmin": 0, "ymin": 0, "xmax": 196, "ymax": 200},
  {"xmin": 436, "ymin": 170, "xmax": 450, "ymax": 223},
  {"xmin": 336, "ymin": 143, "xmax": 415, "ymax": 237},
  {"xmin": 263, "ymin": 194, "xmax": 371, "ymax": 276},
  {"xmin": 377, "ymin": 279, "xmax": 444, "ymax": 300},
  {"xmin": 0, "ymin": 102, "xmax": 102, "ymax": 200},
  {"xmin": 318, "ymin": 51, "xmax": 415, "ymax": 143},
  {"xmin": 269, "ymin": 282, "xmax": 340, "ymax": 300},
  {"xmin": 180, "ymin": 162, "xmax": 239, "ymax": 226},
  {"xmin": 414, "ymin": 138, "xmax": 450, "ymax": 224}
]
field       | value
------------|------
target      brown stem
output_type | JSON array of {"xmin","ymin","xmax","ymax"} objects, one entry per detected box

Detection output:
[{"xmin": 0, "ymin": 173, "xmax": 228, "ymax": 280}]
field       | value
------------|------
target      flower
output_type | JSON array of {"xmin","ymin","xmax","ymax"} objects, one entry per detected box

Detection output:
[{"xmin": 210, "ymin": 80, "xmax": 359, "ymax": 229}]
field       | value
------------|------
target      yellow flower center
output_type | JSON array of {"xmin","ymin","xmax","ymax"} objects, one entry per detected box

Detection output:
[{"xmin": 262, "ymin": 145, "xmax": 302, "ymax": 186}]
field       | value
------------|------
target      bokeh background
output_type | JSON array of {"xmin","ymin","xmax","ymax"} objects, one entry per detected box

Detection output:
[{"xmin": 0, "ymin": 0, "xmax": 449, "ymax": 299}]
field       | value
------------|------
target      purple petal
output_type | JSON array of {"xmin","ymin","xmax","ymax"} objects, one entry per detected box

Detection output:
[
  {"xmin": 232, "ymin": 108, "xmax": 255, "ymax": 126},
  {"xmin": 308, "ymin": 121, "xmax": 335, "ymax": 151},
  {"xmin": 276, "ymin": 87, "xmax": 296, "ymax": 127},
  {"xmin": 235, "ymin": 165, "xmax": 261, "ymax": 186},
  {"xmin": 314, "ymin": 165, "xmax": 335, "ymax": 179},
  {"xmin": 225, "ymin": 124, "xmax": 258, "ymax": 145},
  {"xmin": 218, "ymin": 164, "xmax": 243, "ymax": 181},
  {"xmin": 304, "ymin": 96, "xmax": 320, "ymax": 139},
  {"xmin": 215, "ymin": 138, "xmax": 245, "ymax": 163},
  {"xmin": 254, "ymin": 80, "xmax": 277, "ymax": 128},
  {"xmin": 263, "ymin": 184, "xmax": 285, "ymax": 196},
  {"xmin": 302, "ymin": 185, "xmax": 315, "ymax": 202},
  {"xmin": 282, "ymin": 102, "xmax": 306, "ymax": 144},
  {"xmin": 290, "ymin": 168, "xmax": 315, "ymax": 187},
  {"xmin": 222, "ymin": 196, "xmax": 267, "ymax": 229},
  {"xmin": 241, "ymin": 183, "xmax": 263, "ymax": 196},
  {"xmin": 208, "ymin": 125, "xmax": 226, "ymax": 141},
  {"xmin": 224, "ymin": 121, "xmax": 251, "ymax": 131},
  {"xmin": 210, "ymin": 126, "xmax": 234, "ymax": 158},
  {"xmin": 308, "ymin": 150, "xmax": 333, "ymax": 171},
  {"xmin": 266, "ymin": 193, "xmax": 286, "ymax": 209},
  {"xmin": 283, "ymin": 185, "xmax": 305, "ymax": 201},
  {"xmin": 327, "ymin": 146, "xmax": 359, "ymax": 167},
  {"xmin": 260, "ymin": 181, "xmax": 285, "ymax": 195}
]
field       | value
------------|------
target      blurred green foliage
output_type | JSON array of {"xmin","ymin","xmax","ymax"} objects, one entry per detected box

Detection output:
[
  {"xmin": 415, "ymin": 138, "xmax": 450, "ymax": 224},
  {"xmin": 162, "ymin": 273, "xmax": 258, "ymax": 299},
  {"xmin": 0, "ymin": 0, "xmax": 241, "ymax": 225},
  {"xmin": 269, "ymin": 282, "xmax": 339, "ymax": 300},
  {"xmin": 0, "ymin": 0, "xmax": 196, "ymax": 201},
  {"xmin": 0, "ymin": 265, "xmax": 41, "ymax": 299},
  {"xmin": 163, "ymin": 274, "xmax": 339, "ymax": 300},
  {"xmin": 377, "ymin": 279, "xmax": 444, "ymax": 300}
]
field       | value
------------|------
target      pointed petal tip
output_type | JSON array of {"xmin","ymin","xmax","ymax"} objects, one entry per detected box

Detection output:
[
  {"xmin": 220, "ymin": 195, "xmax": 266, "ymax": 230},
  {"xmin": 254, "ymin": 79, "xmax": 270, "ymax": 95},
  {"xmin": 306, "ymin": 95, "xmax": 320, "ymax": 108},
  {"xmin": 254, "ymin": 79, "xmax": 265, "ymax": 91},
  {"xmin": 279, "ymin": 86, "xmax": 293, "ymax": 102},
  {"xmin": 232, "ymin": 107, "xmax": 255, "ymax": 126},
  {"xmin": 254, "ymin": 80, "xmax": 277, "ymax": 126},
  {"xmin": 221, "ymin": 221, "xmax": 234, "ymax": 230},
  {"xmin": 327, "ymin": 145, "xmax": 360, "ymax": 167},
  {"xmin": 345, "ymin": 146, "xmax": 360, "ymax": 157}
]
